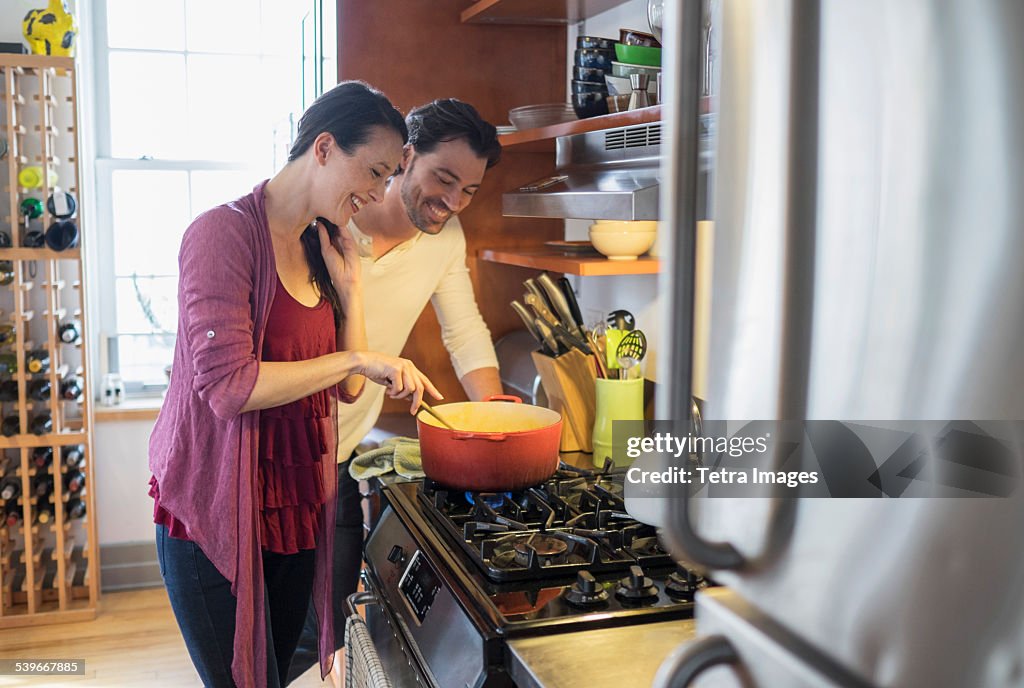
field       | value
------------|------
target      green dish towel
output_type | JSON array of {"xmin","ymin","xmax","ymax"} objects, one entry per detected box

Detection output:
[{"xmin": 348, "ymin": 437, "xmax": 423, "ymax": 480}]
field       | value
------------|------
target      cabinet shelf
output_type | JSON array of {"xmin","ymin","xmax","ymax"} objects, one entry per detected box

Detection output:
[
  {"xmin": 499, "ymin": 106, "xmax": 662, "ymax": 152},
  {"xmin": 461, "ymin": 0, "xmax": 630, "ymax": 24},
  {"xmin": 480, "ymin": 248, "xmax": 660, "ymax": 276}
]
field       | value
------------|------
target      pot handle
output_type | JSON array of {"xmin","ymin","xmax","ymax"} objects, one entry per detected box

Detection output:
[
  {"xmin": 485, "ymin": 394, "xmax": 523, "ymax": 404},
  {"xmin": 452, "ymin": 432, "xmax": 509, "ymax": 442}
]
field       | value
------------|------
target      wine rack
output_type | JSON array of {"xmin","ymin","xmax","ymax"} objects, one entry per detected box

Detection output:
[{"xmin": 0, "ymin": 54, "xmax": 98, "ymax": 627}]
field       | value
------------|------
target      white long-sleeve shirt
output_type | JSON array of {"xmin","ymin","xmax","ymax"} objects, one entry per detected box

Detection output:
[{"xmin": 336, "ymin": 215, "xmax": 498, "ymax": 462}]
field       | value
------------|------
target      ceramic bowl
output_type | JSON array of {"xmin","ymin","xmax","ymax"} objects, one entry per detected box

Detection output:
[
  {"xmin": 574, "ymin": 65, "xmax": 609, "ymax": 83},
  {"xmin": 577, "ymin": 35, "xmax": 617, "ymax": 50},
  {"xmin": 571, "ymin": 92, "xmax": 609, "ymax": 119},
  {"xmin": 611, "ymin": 60, "xmax": 662, "ymax": 79},
  {"xmin": 614, "ymin": 43, "xmax": 662, "ymax": 67},
  {"xmin": 589, "ymin": 220, "xmax": 659, "ymax": 233},
  {"xmin": 572, "ymin": 79, "xmax": 608, "ymax": 95},
  {"xmin": 588, "ymin": 228, "xmax": 657, "ymax": 260},
  {"xmin": 575, "ymin": 48, "xmax": 616, "ymax": 70}
]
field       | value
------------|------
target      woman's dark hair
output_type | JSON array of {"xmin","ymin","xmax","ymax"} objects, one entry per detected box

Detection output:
[
  {"xmin": 405, "ymin": 99, "xmax": 501, "ymax": 169},
  {"xmin": 288, "ymin": 81, "xmax": 407, "ymax": 325}
]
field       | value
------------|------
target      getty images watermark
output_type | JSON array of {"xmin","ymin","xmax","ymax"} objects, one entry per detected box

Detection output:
[{"xmin": 611, "ymin": 420, "xmax": 1022, "ymax": 499}]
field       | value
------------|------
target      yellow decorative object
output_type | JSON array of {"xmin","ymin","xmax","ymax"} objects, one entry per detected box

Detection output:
[{"xmin": 22, "ymin": 0, "xmax": 78, "ymax": 57}]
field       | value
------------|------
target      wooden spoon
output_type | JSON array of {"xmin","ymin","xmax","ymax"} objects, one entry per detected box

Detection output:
[{"xmin": 419, "ymin": 400, "xmax": 459, "ymax": 431}]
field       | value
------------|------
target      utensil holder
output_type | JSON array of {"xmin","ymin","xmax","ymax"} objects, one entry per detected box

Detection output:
[
  {"xmin": 592, "ymin": 377, "xmax": 645, "ymax": 467},
  {"xmin": 531, "ymin": 349, "xmax": 596, "ymax": 452}
]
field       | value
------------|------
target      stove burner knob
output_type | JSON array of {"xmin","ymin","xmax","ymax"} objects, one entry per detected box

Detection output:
[
  {"xmin": 615, "ymin": 565, "xmax": 659, "ymax": 601},
  {"xmin": 387, "ymin": 545, "xmax": 406, "ymax": 567},
  {"xmin": 666, "ymin": 567, "xmax": 699, "ymax": 599},
  {"xmin": 565, "ymin": 571, "xmax": 609, "ymax": 607}
]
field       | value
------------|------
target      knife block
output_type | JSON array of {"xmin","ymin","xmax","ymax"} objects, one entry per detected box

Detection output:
[{"xmin": 531, "ymin": 349, "xmax": 597, "ymax": 452}]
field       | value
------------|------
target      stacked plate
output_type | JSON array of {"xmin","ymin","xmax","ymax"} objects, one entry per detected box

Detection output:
[{"xmin": 508, "ymin": 103, "xmax": 577, "ymax": 131}]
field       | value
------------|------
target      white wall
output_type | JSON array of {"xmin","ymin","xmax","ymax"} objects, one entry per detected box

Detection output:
[{"xmin": 564, "ymin": 0, "xmax": 665, "ymax": 382}]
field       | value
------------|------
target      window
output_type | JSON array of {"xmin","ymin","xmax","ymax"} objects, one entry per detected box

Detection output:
[{"xmin": 92, "ymin": 0, "xmax": 336, "ymax": 392}]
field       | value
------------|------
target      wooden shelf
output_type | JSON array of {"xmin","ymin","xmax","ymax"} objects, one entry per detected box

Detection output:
[
  {"xmin": 480, "ymin": 248, "xmax": 660, "ymax": 276},
  {"xmin": 499, "ymin": 106, "xmax": 661, "ymax": 152},
  {"xmin": 462, "ymin": 0, "xmax": 629, "ymax": 24}
]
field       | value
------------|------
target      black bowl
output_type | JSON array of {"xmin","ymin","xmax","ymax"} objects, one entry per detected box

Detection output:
[
  {"xmin": 572, "ymin": 92, "xmax": 609, "ymax": 119},
  {"xmin": 574, "ymin": 48, "xmax": 615, "ymax": 70},
  {"xmin": 574, "ymin": 65, "xmax": 608, "ymax": 83},
  {"xmin": 572, "ymin": 80, "xmax": 608, "ymax": 95},
  {"xmin": 576, "ymin": 35, "xmax": 616, "ymax": 50}
]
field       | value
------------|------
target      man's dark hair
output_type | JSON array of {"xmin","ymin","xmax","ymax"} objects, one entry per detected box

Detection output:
[{"xmin": 406, "ymin": 99, "xmax": 501, "ymax": 169}]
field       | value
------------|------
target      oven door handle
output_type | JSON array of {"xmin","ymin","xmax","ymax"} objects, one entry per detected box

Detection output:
[{"xmin": 344, "ymin": 590, "xmax": 380, "ymax": 619}]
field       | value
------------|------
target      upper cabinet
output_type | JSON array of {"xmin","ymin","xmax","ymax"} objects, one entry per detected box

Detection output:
[{"xmin": 462, "ymin": 0, "xmax": 633, "ymax": 25}]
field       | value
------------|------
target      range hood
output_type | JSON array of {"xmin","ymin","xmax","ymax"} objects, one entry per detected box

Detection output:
[{"xmin": 502, "ymin": 123, "xmax": 662, "ymax": 220}]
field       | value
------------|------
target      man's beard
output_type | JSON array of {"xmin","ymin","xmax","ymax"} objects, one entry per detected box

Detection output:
[{"xmin": 400, "ymin": 171, "xmax": 451, "ymax": 233}]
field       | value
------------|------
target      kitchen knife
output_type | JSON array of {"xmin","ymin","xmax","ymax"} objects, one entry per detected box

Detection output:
[
  {"xmin": 533, "ymin": 317, "xmax": 561, "ymax": 356},
  {"xmin": 510, "ymin": 300, "xmax": 545, "ymax": 347},
  {"xmin": 524, "ymin": 293, "xmax": 561, "ymax": 332},
  {"xmin": 524, "ymin": 278, "xmax": 555, "ymax": 315},
  {"xmin": 556, "ymin": 276, "xmax": 586, "ymax": 333},
  {"xmin": 537, "ymin": 273, "xmax": 586, "ymax": 341},
  {"xmin": 550, "ymin": 322, "xmax": 593, "ymax": 355}
]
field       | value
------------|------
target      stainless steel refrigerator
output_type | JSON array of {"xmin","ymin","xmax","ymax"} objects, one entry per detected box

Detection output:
[{"xmin": 651, "ymin": 0, "xmax": 1024, "ymax": 685}]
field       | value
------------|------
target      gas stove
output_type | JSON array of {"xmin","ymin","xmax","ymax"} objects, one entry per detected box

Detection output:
[{"xmin": 361, "ymin": 464, "xmax": 708, "ymax": 687}]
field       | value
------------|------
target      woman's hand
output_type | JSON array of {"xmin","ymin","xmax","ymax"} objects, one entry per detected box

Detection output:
[
  {"xmin": 318, "ymin": 221, "xmax": 361, "ymax": 302},
  {"xmin": 356, "ymin": 352, "xmax": 443, "ymax": 413}
]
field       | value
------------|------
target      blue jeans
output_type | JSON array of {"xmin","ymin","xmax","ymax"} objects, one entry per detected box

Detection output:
[
  {"xmin": 285, "ymin": 463, "xmax": 363, "ymax": 684},
  {"xmin": 156, "ymin": 524, "xmax": 316, "ymax": 687}
]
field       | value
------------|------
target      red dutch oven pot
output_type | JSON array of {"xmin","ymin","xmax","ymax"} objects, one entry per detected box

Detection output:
[{"xmin": 416, "ymin": 395, "xmax": 562, "ymax": 491}]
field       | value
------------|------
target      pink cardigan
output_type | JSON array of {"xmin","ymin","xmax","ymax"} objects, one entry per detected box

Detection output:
[{"xmin": 149, "ymin": 181, "xmax": 337, "ymax": 687}]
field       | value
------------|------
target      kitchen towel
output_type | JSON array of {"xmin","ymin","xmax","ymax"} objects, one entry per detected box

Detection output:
[{"xmin": 347, "ymin": 437, "xmax": 423, "ymax": 480}]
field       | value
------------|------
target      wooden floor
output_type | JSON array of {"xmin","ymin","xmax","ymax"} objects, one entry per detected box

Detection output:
[{"xmin": 0, "ymin": 587, "xmax": 338, "ymax": 686}]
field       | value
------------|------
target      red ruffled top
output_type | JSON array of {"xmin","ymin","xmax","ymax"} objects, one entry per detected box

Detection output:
[{"xmin": 152, "ymin": 275, "xmax": 336, "ymax": 554}]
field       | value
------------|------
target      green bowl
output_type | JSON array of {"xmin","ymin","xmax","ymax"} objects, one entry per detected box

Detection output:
[{"xmin": 614, "ymin": 43, "xmax": 662, "ymax": 67}]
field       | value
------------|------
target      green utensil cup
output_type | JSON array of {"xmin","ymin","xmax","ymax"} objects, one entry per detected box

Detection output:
[{"xmin": 592, "ymin": 377, "xmax": 644, "ymax": 467}]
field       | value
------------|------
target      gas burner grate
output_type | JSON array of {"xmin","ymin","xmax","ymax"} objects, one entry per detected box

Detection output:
[{"xmin": 415, "ymin": 468, "xmax": 674, "ymax": 582}]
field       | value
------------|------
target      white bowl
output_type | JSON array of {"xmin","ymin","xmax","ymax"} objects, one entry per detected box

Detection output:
[
  {"xmin": 589, "ymin": 220, "xmax": 658, "ymax": 233},
  {"xmin": 588, "ymin": 228, "xmax": 656, "ymax": 260}
]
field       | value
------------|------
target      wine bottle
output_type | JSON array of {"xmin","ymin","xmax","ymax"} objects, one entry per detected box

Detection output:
[
  {"xmin": 0, "ymin": 380, "xmax": 19, "ymax": 402},
  {"xmin": 34, "ymin": 499, "xmax": 54, "ymax": 525},
  {"xmin": 0, "ymin": 353, "xmax": 18, "ymax": 375},
  {"xmin": 26, "ymin": 350, "xmax": 50, "ymax": 375},
  {"xmin": 29, "ymin": 412, "xmax": 52, "ymax": 436},
  {"xmin": 61, "ymin": 444, "xmax": 85, "ymax": 468},
  {"xmin": 4, "ymin": 502, "xmax": 23, "ymax": 528},
  {"xmin": 58, "ymin": 320, "xmax": 81, "ymax": 345},
  {"xmin": 0, "ymin": 261, "xmax": 13, "ymax": 287},
  {"xmin": 63, "ymin": 469, "xmax": 85, "ymax": 495},
  {"xmin": 64, "ymin": 497, "xmax": 86, "ymax": 520},
  {"xmin": 31, "ymin": 446, "xmax": 53, "ymax": 469},
  {"xmin": 0, "ymin": 324, "xmax": 15, "ymax": 345},
  {"xmin": 27, "ymin": 378, "xmax": 51, "ymax": 402},
  {"xmin": 32, "ymin": 473, "xmax": 53, "ymax": 498},
  {"xmin": 19, "ymin": 197, "xmax": 43, "ymax": 220},
  {"xmin": 1, "ymin": 414, "xmax": 20, "ymax": 437},
  {"xmin": 0, "ymin": 475, "xmax": 21, "ymax": 501},
  {"xmin": 59, "ymin": 376, "xmax": 83, "ymax": 402}
]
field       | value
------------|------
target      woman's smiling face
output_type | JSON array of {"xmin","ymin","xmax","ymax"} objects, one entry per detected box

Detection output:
[{"xmin": 312, "ymin": 125, "xmax": 404, "ymax": 227}]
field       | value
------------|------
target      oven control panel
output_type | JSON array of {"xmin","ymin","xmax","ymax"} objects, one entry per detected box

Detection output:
[{"xmin": 398, "ymin": 550, "xmax": 441, "ymax": 623}]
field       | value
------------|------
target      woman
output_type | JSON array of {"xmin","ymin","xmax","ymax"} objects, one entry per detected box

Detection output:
[{"xmin": 148, "ymin": 81, "xmax": 440, "ymax": 688}]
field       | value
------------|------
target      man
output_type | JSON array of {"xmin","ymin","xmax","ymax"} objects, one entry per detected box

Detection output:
[{"xmin": 287, "ymin": 99, "xmax": 503, "ymax": 683}]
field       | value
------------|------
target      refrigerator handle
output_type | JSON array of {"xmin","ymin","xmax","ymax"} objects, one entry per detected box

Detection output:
[
  {"xmin": 659, "ymin": 0, "xmax": 747, "ymax": 572},
  {"xmin": 653, "ymin": 634, "xmax": 742, "ymax": 688}
]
